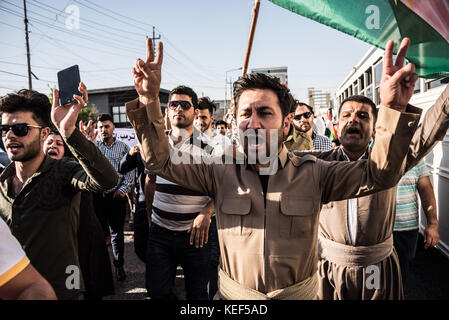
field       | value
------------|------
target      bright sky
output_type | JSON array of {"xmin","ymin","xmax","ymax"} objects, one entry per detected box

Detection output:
[{"xmin": 0, "ymin": 0, "xmax": 371, "ymax": 102}]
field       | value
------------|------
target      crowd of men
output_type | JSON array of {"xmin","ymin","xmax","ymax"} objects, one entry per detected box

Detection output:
[{"xmin": 0, "ymin": 36, "xmax": 447, "ymax": 300}]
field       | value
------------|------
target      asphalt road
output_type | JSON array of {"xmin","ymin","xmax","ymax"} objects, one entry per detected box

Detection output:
[{"xmin": 104, "ymin": 230, "xmax": 449, "ymax": 300}]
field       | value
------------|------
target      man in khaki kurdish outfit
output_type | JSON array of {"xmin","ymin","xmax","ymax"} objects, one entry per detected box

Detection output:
[
  {"xmin": 292, "ymin": 39, "xmax": 449, "ymax": 300},
  {"xmin": 125, "ymin": 39, "xmax": 422, "ymax": 300}
]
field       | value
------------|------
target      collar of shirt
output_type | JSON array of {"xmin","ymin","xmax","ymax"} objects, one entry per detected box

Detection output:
[
  {"xmin": 98, "ymin": 138, "xmax": 117, "ymax": 148},
  {"xmin": 340, "ymin": 148, "xmax": 368, "ymax": 162}
]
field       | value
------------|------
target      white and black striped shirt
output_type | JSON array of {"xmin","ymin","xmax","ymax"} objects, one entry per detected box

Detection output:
[{"xmin": 151, "ymin": 129, "xmax": 214, "ymax": 231}]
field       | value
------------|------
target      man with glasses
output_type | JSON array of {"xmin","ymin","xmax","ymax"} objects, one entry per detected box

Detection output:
[
  {"xmin": 144, "ymin": 85, "xmax": 215, "ymax": 300},
  {"xmin": 290, "ymin": 102, "xmax": 333, "ymax": 151},
  {"xmin": 0, "ymin": 84, "xmax": 118, "ymax": 299}
]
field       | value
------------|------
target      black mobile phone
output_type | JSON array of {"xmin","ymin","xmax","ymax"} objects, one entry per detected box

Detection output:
[{"xmin": 57, "ymin": 65, "xmax": 81, "ymax": 106}]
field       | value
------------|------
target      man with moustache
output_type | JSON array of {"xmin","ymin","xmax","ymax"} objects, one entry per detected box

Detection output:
[
  {"xmin": 290, "ymin": 102, "xmax": 332, "ymax": 151},
  {"xmin": 124, "ymin": 38, "xmax": 427, "ymax": 300},
  {"xmin": 0, "ymin": 84, "xmax": 118, "ymax": 299},
  {"xmin": 144, "ymin": 85, "xmax": 216, "ymax": 300},
  {"xmin": 194, "ymin": 96, "xmax": 215, "ymax": 137},
  {"xmin": 293, "ymin": 41, "xmax": 449, "ymax": 299}
]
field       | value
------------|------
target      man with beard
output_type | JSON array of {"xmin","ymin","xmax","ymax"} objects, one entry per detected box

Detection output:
[
  {"xmin": 0, "ymin": 84, "xmax": 118, "ymax": 299},
  {"xmin": 194, "ymin": 96, "xmax": 215, "ymax": 137},
  {"xmin": 290, "ymin": 102, "xmax": 332, "ymax": 151},
  {"xmin": 142, "ymin": 85, "xmax": 215, "ymax": 300},
  {"xmin": 124, "ymin": 38, "xmax": 426, "ymax": 300},
  {"xmin": 284, "ymin": 100, "xmax": 313, "ymax": 151},
  {"xmin": 294, "ymin": 40, "xmax": 449, "ymax": 300}
]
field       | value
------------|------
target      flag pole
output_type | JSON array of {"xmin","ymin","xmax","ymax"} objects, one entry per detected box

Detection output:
[{"xmin": 242, "ymin": 0, "xmax": 261, "ymax": 77}]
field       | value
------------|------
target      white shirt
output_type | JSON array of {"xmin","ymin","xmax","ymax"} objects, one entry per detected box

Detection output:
[
  {"xmin": 341, "ymin": 149, "xmax": 367, "ymax": 245},
  {"xmin": 211, "ymin": 133, "xmax": 232, "ymax": 157},
  {"xmin": 0, "ymin": 219, "xmax": 29, "ymax": 287}
]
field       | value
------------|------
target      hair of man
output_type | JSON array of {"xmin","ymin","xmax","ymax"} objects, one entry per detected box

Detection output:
[
  {"xmin": 339, "ymin": 95, "xmax": 378, "ymax": 123},
  {"xmin": 0, "ymin": 90, "xmax": 52, "ymax": 127},
  {"xmin": 295, "ymin": 101, "xmax": 314, "ymax": 115},
  {"xmin": 233, "ymin": 73, "xmax": 295, "ymax": 120},
  {"xmin": 97, "ymin": 113, "xmax": 114, "ymax": 124},
  {"xmin": 197, "ymin": 96, "xmax": 216, "ymax": 115},
  {"xmin": 169, "ymin": 85, "xmax": 198, "ymax": 109}
]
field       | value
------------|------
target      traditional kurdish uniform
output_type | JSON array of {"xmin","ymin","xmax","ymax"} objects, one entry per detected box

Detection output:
[
  {"xmin": 297, "ymin": 85, "xmax": 449, "ymax": 300},
  {"xmin": 126, "ymin": 97, "xmax": 420, "ymax": 300}
]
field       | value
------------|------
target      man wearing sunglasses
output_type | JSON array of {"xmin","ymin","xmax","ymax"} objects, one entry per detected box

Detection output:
[
  {"xmin": 0, "ymin": 85, "xmax": 118, "ymax": 299},
  {"xmin": 291, "ymin": 102, "xmax": 333, "ymax": 151},
  {"xmin": 141, "ymin": 85, "xmax": 215, "ymax": 300}
]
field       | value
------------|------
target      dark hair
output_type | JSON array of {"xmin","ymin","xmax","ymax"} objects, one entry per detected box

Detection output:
[
  {"xmin": 215, "ymin": 120, "xmax": 227, "ymax": 127},
  {"xmin": 48, "ymin": 128, "xmax": 73, "ymax": 158},
  {"xmin": 197, "ymin": 96, "xmax": 216, "ymax": 115},
  {"xmin": 295, "ymin": 101, "xmax": 314, "ymax": 114},
  {"xmin": 0, "ymin": 89, "xmax": 51, "ymax": 127},
  {"xmin": 169, "ymin": 85, "xmax": 198, "ymax": 109},
  {"xmin": 97, "ymin": 113, "xmax": 114, "ymax": 123},
  {"xmin": 339, "ymin": 95, "xmax": 377, "ymax": 122},
  {"xmin": 233, "ymin": 73, "xmax": 294, "ymax": 119}
]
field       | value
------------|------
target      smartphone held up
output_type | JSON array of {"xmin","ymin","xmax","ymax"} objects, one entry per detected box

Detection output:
[{"xmin": 57, "ymin": 65, "xmax": 81, "ymax": 106}]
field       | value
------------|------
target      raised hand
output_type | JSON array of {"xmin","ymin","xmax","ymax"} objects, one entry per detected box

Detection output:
[
  {"xmin": 380, "ymin": 38, "xmax": 419, "ymax": 112},
  {"xmin": 132, "ymin": 38, "xmax": 163, "ymax": 106},
  {"xmin": 79, "ymin": 119, "xmax": 98, "ymax": 143},
  {"xmin": 52, "ymin": 82, "xmax": 88, "ymax": 138}
]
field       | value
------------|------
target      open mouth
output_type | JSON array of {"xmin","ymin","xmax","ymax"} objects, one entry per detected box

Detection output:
[
  {"xmin": 246, "ymin": 134, "xmax": 265, "ymax": 149},
  {"xmin": 345, "ymin": 127, "xmax": 361, "ymax": 136},
  {"xmin": 47, "ymin": 150, "xmax": 58, "ymax": 156},
  {"xmin": 6, "ymin": 143, "xmax": 23, "ymax": 153}
]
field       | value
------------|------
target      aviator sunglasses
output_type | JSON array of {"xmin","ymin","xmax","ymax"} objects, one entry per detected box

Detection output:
[
  {"xmin": 0, "ymin": 123, "xmax": 43, "ymax": 137},
  {"xmin": 168, "ymin": 100, "xmax": 192, "ymax": 111},
  {"xmin": 294, "ymin": 112, "xmax": 313, "ymax": 121}
]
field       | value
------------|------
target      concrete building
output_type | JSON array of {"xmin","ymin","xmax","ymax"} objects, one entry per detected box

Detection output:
[{"xmin": 88, "ymin": 86, "xmax": 170, "ymax": 128}]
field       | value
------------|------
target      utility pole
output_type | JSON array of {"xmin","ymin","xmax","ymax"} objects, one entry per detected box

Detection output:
[
  {"xmin": 152, "ymin": 26, "xmax": 161, "ymax": 57},
  {"xmin": 23, "ymin": 0, "xmax": 32, "ymax": 90}
]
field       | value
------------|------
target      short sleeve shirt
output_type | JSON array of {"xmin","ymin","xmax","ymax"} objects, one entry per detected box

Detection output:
[
  {"xmin": 394, "ymin": 160, "xmax": 431, "ymax": 231},
  {"xmin": 0, "ymin": 218, "xmax": 29, "ymax": 287}
]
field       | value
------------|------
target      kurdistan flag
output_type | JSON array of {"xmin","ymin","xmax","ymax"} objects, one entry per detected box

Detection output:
[{"xmin": 270, "ymin": 0, "xmax": 449, "ymax": 78}]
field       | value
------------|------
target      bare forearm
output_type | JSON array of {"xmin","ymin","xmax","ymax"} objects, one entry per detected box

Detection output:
[{"xmin": 418, "ymin": 177, "xmax": 438, "ymax": 225}]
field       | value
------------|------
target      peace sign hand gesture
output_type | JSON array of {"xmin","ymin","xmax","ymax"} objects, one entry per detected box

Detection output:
[
  {"xmin": 132, "ymin": 38, "xmax": 164, "ymax": 107},
  {"xmin": 380, "ymin": 38, "xmax": 419, "ymax": 112}
]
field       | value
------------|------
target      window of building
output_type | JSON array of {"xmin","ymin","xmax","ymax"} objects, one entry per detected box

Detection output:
[
  {"xmin": 359, "ymin": 75, "xmax": 365, "ymax": 90},
  {"xmin": 414, "ymin": 79, "xmax": 421, "ymax": 94},
  {"xmin": 112, "ymin": 106, "xmax": 129, "ymax": 125},
  {"xmin": 353, "ymin": 80, "xmax": 358, "ymax": 95},
  {"xmin": 425, "ymin": 77, "xmax": 449, "ymax": 90},
  {"xmin": 375, "ymin": 61, "xmax": 383, "ymax": 86},
  {"xmin": 366, "ymin": 68, "xmax": 373, "ymax": 86}
]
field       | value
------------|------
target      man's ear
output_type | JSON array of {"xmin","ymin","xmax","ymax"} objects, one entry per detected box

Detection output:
[
  {"xmin": 194, "ymin": 109, "xmax": 199, "ymax": 116},
  {"xmin": 372, "ymin": 127, "xmax": 376, "ymax": 139},
  {"xmin": 41, "ymin": 127, "xmax": 50, "ymax": 141},
  {"xmin": 211, "ymin": 115, "xmax": 215, "ymax": 122}
]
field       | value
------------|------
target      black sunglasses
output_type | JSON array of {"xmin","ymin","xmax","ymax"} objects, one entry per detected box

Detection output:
[
  {"xmin": 168, "ymin": 100, "xmax": 192, "ymax": 110},
  {"xmin": 0, "ymin": 123, "xmax": 43, "ymax": 137},
  {"xmin": 294, "ymin": 112, "xmax": 313, "ymax": 121}
]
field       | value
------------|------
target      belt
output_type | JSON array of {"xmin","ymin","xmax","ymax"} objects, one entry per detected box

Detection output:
[
  {"xmin": 318, "ymin": 235, "xmax": 394, "ymax": 267},
  {"xmin": 218, "ymin": 269, "xmax": 318, "ymax": 300}
]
